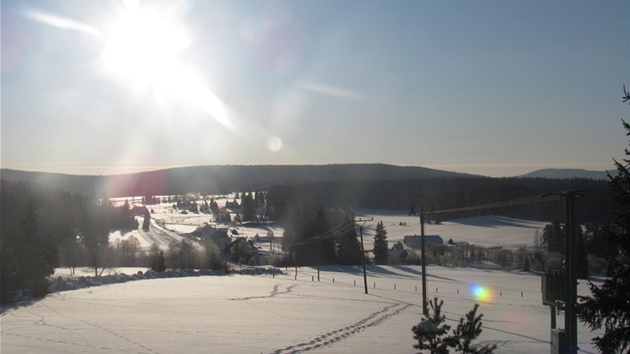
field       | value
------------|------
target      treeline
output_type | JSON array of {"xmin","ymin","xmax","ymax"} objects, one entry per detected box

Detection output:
[
  {"xmin": 265, "ymin": 177, "xmax": 614, "ymax": 223},
  {"xmin": 0, "ymin": 180, "xmax": 144, "ymax": 303},
  {"xmin": 0, "ymin": 179, "xmax": 239, "ymax": 304}
]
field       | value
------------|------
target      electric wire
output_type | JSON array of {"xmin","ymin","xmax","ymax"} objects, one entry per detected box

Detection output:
[
  {"xmin": 420, "ymin": 194, "xmax": 566, "ymax": 216},
  {"xmin": 282, "ymin": 218, "xmax": 357, "ymax": 248}
]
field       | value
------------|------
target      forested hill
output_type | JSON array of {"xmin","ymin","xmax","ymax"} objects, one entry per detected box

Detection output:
[
  {"xmin": 518, "ymin": 168, "xmax": 608, "ymax": 180},
  {"xmin": 265, "ymin": 178, "xmax": 614, "ymax": 224},
  {"xmin": 0, "ymin": 164, "xmax": 475, "ymax": 196},
  {"xmin": 1, "ymin": 165, "xmax": 616, "ymax": 223}
]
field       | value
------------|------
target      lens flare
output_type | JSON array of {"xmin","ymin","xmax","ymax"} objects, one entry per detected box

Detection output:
[{"xmin": 470, "ymin": 284, "xmax": 492, "ymax": 302}]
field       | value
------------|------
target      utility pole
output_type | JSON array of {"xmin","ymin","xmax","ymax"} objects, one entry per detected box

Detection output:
[
  {"xmin": 563, "ymin": 191, "xmax": 584, "ymax": 354},
  {"xmin": 317, "ymin": 244, "xmax": 320, "ymax": 282},
  {"xmin": 420, "ymin": 207, "xmax": 428, "ymax": 315},
  {"xmin": 355, "ymin": 217, "xmax": 373, "ymax": 295}
]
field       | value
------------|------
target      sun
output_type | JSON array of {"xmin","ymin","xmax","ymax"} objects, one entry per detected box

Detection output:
[
  {"xmin": 23, "ymin": 1, "xmax": 235, "ymax": 133},
  {"xmin": 101, "ymin": 2, "xmax": 190, "ymax": 86},
  {"xmin": 98, "ymin": 1, "xmax": 235, "ymax": 132}
]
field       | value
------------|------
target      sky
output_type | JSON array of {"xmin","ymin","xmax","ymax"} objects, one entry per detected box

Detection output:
[{"xmin": 2, "ymin": 0, "xmax": 629, "ymax": 177}]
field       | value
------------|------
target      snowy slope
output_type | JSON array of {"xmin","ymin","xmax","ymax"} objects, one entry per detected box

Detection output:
[{"xmin": 1, "ymin": 265, "xmax": 602, "ymax": 353}]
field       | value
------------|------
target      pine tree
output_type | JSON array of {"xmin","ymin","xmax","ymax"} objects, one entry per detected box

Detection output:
[
  {"xmin": 142, "ymin": 207, "xmax": 151, "ymax": 231},
  {"xmin": 577, "ymin": 87, "xmax": 630, "ymax": 353},
  {"xmin": 542, "ymin": 220, "xmax": 563, "ymax": 253},
  {"xmin": 576, "ymin": 227, "xmax": 589, "ymax": 279},
  {"xmin": 451, "ymin": 304, "xmax": 498, "ymax": 354},
  {"xmin": 240, "ymin": 192, "xmax": 256, "ymax": 222},
  {"xmin": 336, "ymin": 214, "xmax": 362, "ymax": 265},
  {"xmin": 148, "ymin": 244, "xmax": 167, "ymax": 272},
  {"xmin": 412, "ymin": 298, "xmax": 456, "ymax": 353},
  {"xmin": 19, "ymin": 199, "xmax": 55, "ymax": 296},
  {"xmin": 80, "ymin": 205, "xmax": 111, "ymax": 276},
  {"xmin": 412, "ymin": 298, "xmax": 496, "ymax": 354},
  {"xmin": 373, "ymin": 221, "xmax": 388, "ymax": 265}
]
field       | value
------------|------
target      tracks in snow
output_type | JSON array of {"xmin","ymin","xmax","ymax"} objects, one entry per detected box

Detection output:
[
  {"xmin": 227, "ymin": 284, "xmax": 297, "ymax": 301},
  {"xmin": 269, "ymin": 303, "xmax": 411, "ymax": 354},
  {"xmin": 24, "ymin": 301, "xmax": 160, "ymax": 353}
]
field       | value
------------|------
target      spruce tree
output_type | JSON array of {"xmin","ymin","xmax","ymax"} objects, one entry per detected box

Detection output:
[
  {"xmin": 20, "ymin": 199, "xmax": 55, "ymax": 296},
  {"xmin": 373, "ymin": 221, "xmax": 388, "ymax": 265},
  {"xmin": 412, "ymin": 298, "xmax": 455, "ymax": 353},
  {"xmin": 577, "ymin": 88, "xmax": 630, "ymax": 353},
  {"xmin": 542, "ymin": 220, "xmax": 563, "ymax": 253},
  {"xmin": 336, "ymin": 214, "xmax": 362, "ymax": 265},
  {"xmin": 142, "ymin": 207, "xmax": 151, "ymax": 231},
  {"xmin": 148, "ymin": 244, "xmax": 167, "ymax": 272},
  {"xmin": 412, "ymin": 298, "xmax": 496, "ymax": 354},
  {"xmin": 240, "ymin": 192, "xmax": 256, "ymax": 222},
  {"xmin": 576, "ymin": 227, "xmax": 589, "ymax": 279},
  {"xmin": 451, "ymin": 304, "xmax": 498, "ymax": 354},
  {"xmin": 80, "ymin": 205, "xmax": 110, "ymax": 276}
]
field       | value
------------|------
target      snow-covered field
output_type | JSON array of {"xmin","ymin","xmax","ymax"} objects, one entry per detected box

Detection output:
[
  {"xmin": 1, "ymin": 265, "xmax": 602, "ymax": 353},
  {"xmin": 354, "ymin": 210, "xmax": 547, "ymax": 250},
  {"xmin": 2, "ymin": 208, "xmax": 602, "ymax": 353}
]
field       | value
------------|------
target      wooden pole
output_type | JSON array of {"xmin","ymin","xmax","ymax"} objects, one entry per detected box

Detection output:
[
  {"xmin": 360, "ymin": 225, "xmax": 368, "ymax": 294},
  {"xmin": 420, "ymin": 207, "xmax": 428, "ymax": 315},
  {"xmin": 564, "ymin": 191, "xmax": 579, "ymax": 354}
]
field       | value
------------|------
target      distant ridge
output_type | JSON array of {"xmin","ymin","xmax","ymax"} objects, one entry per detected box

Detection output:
[
  {"xmin": 0, "ymin": 164, "xmax": 478, "ymax": 197},
  {"xmin": 518, "ymin": 168, "xmax": 608, "ymax": 180}
]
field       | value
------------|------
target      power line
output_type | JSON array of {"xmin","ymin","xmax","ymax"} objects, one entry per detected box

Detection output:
[
  {"xmin": 420, "ymin": 194, "xmax": 566, "ymax": 216},
  {"xmin": 283, "ymin": 218, "xmax": 356, "ymax": 248}
]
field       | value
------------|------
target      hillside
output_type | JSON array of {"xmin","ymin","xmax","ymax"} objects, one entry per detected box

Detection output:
[
  {"xmin": 518, "ymin": 168, "xmax": 608, "ymax": 180},
  {"xmin": 0, "ymin": 164, "xmax": 476, "ymax": 196}
]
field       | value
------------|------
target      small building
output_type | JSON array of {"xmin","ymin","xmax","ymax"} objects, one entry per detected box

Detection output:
[{"xmin": 403, "ymin": 235, "xmax": 444, "ymax": 249}]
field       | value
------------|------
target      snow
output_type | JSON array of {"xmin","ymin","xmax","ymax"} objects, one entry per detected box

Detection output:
[
  {"xmin": 0, "ymin": 209, "xmax": 604, "ymax": 353},
  {"xmin": 354, "ymin": 210, "xmax": 548, "ymax": 249},
  {"xmin": 2, "ymin": 265, "xmax": 603, "ymax": 353}
]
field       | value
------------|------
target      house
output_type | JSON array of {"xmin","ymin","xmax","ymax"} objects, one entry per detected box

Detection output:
[{"xmin": 403, "ymin": 235, "xmax": 444, "ymax": 249}]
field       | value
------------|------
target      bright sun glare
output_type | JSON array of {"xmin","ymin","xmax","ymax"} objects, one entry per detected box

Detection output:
[
  {"xmin": 102, "ymin": 4, "xmax": 189, "ymax": 85},
  {"xmin": 24, "ymin": 1, "xmax": 288, "ymax": 142},
  {"xmin": 98, "ymin": 1, "xmax": 235, "ymax": 131}
]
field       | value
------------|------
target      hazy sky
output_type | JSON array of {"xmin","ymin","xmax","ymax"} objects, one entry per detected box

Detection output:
[{"xmin": 2, "ymin": 0, "xmax": 629, "ymax": 177}]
